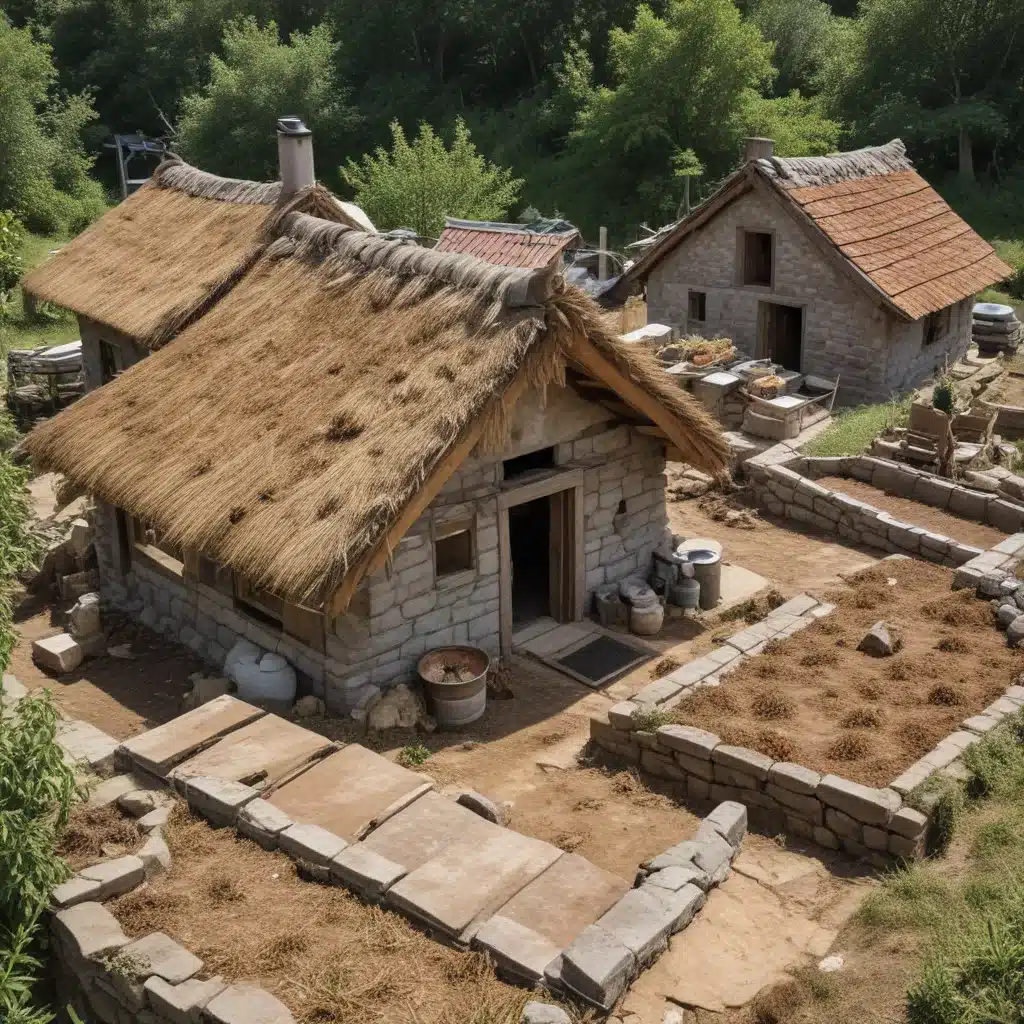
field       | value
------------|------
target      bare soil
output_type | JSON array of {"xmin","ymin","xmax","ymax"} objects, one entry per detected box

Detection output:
[
  {"xmin": 110, "ymin": 804, "xmax": 583, "ymax": 1024},
  {"xmin": 814, "ymin": 476, "xmax": 1007, "ymax": 550},
  {"xmin": 982, "ymin": 369, "xmax": 1024, "ymax": 408},
  {"xmin": 669, "ymin": 560, "xmax": 1022, "ymax": 787}
]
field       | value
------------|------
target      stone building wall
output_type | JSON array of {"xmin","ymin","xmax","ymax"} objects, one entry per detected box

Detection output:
[
  {"xmin": 91, "ymin": 384, "xmax": 670, "ymax": 715},
  {"xmin": 644, "ymin": 185, "xmax": 971, "ymax": 405},
  {"xmin": 78, "ymin": 316, "xmax": 149, "ymax": 392}
]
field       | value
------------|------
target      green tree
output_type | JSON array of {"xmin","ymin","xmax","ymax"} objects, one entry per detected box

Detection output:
[
  {"xmin": 748, "ymin": 0, "xmax": 837, "ymax": 95},
  {"xmin": 743, "ymin": 92, "xmax": 842, "ymax": 156},
  {"xmin": 838, "ymin": 0, "xmax": 1024, "ymax": 180},
  {"xmin": 341, "ymin": 118, "xmax": 523, "ymax": 237},
  {"xmin": 176, "ymin": 18, "xmax": 361, "ymax": 181},
  {"xmin": 0, "ymin": 15, "xmax": 106, "ymax": 234}
]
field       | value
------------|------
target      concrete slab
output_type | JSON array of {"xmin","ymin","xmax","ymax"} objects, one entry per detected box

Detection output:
[
  {"xmin": 168, "ymin": 715, "xmax": 333, "ymax": 789},
  {"xmin": 266, "ymin": 744, "xmax": 431, "ymax": 842},
  {"xmin": 716, "ymin": 564, "xmax": 770, "ymax": 612},
  {"xmin": 121, "ymin": 695, "xmax": 265, "ymax": 777},
  {"xmin": 387, "ymin": 827, "xmax": 563, "ymax": 941},
  {"xmin": 511, "ymin": 617, "xmax": 561, "ymax": 647},
  {"xmin": 519, "ymin": 622, "xmax": 598, "ymax": 658},
  {"xmin": 359, "ymin": 790, "xmax": 492, "ymax": 870}
]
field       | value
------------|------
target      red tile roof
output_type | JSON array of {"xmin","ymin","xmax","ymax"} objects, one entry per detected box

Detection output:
[
  {"xmin": 435, "ymin": 221, "xmax": 579, "ymax": 269},
  {"xmin": 781, "ymin": 169, "xmax": 1011, "ymax": 320}
]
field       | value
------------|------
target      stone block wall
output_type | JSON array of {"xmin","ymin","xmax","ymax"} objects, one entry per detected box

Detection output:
[
  {"xmin": 744, "ymin": 445, "xmax": 1024, "ymax": 559},
  {"xmin": 643, "ymin": 185, "xmax": 971, "ymax": 405},
  {"xmin": 79, "ymin": 316, "xmax": 149, "ymax": 393}
]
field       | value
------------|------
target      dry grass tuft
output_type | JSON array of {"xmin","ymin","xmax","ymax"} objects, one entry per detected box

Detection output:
[
  {"xmin": 753, "ymin": 728, "xmax": 795, "ymax": 761},
  {"xmin": 762, "ymin": 638, "xmax": 785, "ymax": 655},
  {"xmin": 205, "ymin": 873, "xmax": 248, "ymax": 906},
  {"xmin": 923, "ymin": 592, "xmax": 994, "ymax": 629},
  {"xmin": 800, "ymin": 647, "xmax": 839, "ymax": 668},
  {"xmin": 684, "ymin": 686, "xmax": 739, "ymax": 716},
  {"xmin": 751, "ymin": 979, "xmax": 806, "ymax": 1024},
  {"xmin": 928, "ymin": 683, "xmax": 965, "ymax": 707},
  {"xmin": 828, "ymin": 732, "xmax": 871, "ymax": 760},
  {"xmin": 652, "ymin": 656, "xmax": 681, "ymax": 678},
  {"xmin": 58, "ymin": 804, "xmax": 142, "ymax": 870},
  {"xmin": 751, "ymin": 688, "xmax": 796, "ymax": 721},
  {"xmin": 935, "ymin": 634, "xmax": 971, "ymax": 654},
  {"xmin": 819, "ymin": 619, "xmax": 843, "ymax": 636},
  {"xmin": 885, "ymin": 659, "xmax": 912, "ymax": 681},
  {"xmin": 859, "ymin": 679, "xmax": 885, "ymax": 698},
  {"xmin": 841, "ymin": 707, "xmax": 885, "ymax": 729},
  {"xmin": 852, "ymin": 584, "xmax": 892, "ymax": 610}
]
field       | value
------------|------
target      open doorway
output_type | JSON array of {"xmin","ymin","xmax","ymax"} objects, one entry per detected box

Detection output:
[
  {"xmin": 760, "ymin": 302, "xmax": 803, "ymax": 371},
  {"xmin": 509, "ymin": 496, "xmax": 550, "ymax": 625}
]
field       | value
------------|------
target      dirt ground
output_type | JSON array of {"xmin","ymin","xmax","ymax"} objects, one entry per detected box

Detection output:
[
  {"xmin": 669, "ymin": 559, "xmax": 1023, "ymax": 787},
  {"xmin": 110, "ymin": 804, "xmax": 565, "ymax": 1024},
  {"xmin": 814, "ymin": 475, "xmax": 1007, "ymax": 550},
  {"xmin": 982, "ymin": 369, "xmax": 1024, "ymax": 408},
  {"xmin": 11, "ymin": 594, "xmax": 200, "ymax": 739}
]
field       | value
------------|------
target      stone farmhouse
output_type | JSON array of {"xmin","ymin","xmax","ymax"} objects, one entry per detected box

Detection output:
[
  {"xmin": 612, "ymin": 139, "xmax": 1012, "ymax": 405},
  {"xmin": 22, "ymin": 126, "xmax": 728, "ymax": 715}
]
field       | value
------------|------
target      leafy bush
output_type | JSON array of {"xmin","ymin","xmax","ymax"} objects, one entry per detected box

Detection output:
[
  {"xmin": 0, "ymin": 211, "xmax": 25, "ymax": 293},
  {"xmin": 631, "ymin": 705, "xmax": 670, "ymax": 731},
  {"xmin": 396, "ymin": 743, "xmax": 432, "ymax": 768},
  {"xmin": 933, "ymin": 378, "xmax": 955, "ymax": 416}
]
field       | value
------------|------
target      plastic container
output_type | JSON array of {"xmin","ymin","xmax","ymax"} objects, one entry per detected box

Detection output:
[
  {"xmin": 669, "ymin": 577, "xmax": 701, "ymax": 609},
  {"xmin": 418, "ymin": 646, "xmax": 489, "ymax": 729}
]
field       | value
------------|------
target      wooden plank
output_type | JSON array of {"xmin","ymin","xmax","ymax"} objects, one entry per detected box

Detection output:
[
  {"xmin": 499, "ymin": 506, "xmax": 513, "ymax": 658},
  {"xmin": 497, "ymin": 468, "xmax": 584, "ymax": 511},
  {"xmin": 573, "ymin": 483, "xmax": 585, "ymax": 622},
  {"xmin": 636, "ymin": 425, "xmax": 669, "ymax": 438}
]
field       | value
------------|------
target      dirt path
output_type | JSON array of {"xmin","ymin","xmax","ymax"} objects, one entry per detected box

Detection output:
[{"xmin": 814, "ymin": 475, "xmax": 1007, "ymax": 549}]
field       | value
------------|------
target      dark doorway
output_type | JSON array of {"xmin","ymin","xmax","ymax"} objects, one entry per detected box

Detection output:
[
  {"xmin": 761, "ymin": 302, "xmax": 803, "ymax": 371},
  {"xmin": 509, "ymin": 496, "xmax": 550, "ymax": 625}
]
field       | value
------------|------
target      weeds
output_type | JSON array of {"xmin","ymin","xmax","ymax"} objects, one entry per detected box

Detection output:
[
  {"xmin": 801, "ymin": 395, "xmax": 912, "ymax": 457},
  {"xmin": 630, "ymin": 706, "xmax": 670, "ymax": 732},
  {"xmin": 396, "ymin": 743, "xmax": 432, "ymax": 768}
]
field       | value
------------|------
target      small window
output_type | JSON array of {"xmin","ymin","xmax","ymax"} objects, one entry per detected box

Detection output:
[
  {"xmin": 131, "ymin": 515, "xmax": 182, "ymax": 563},
  {"xmin": 435, "ymin": 520, "xmax": 475, "ymax": 577},
  {"xmin": 235, "ymin": 575, "xmax": 285, "ymax": 626},
  {"xmin": 233, "ymin": 573, "xmax": 326, "ymax": 651},
  {"xmin": 742, "ymin": 231, "xmax": 773, "ymax": 287},
  {"xmin": 503, "ymin": 447, "xmax": 555, "ymax": 481},
  {"xmin": 99, "ymin": 340, "xmax": 119, "ymax": 384},
  {"xmin": 923, "ymin": 308, "xmax": 950, "ymax": 347},
  {"xmin": 688, "ymin": 290, "xmax": 707, "ymax": 323}
]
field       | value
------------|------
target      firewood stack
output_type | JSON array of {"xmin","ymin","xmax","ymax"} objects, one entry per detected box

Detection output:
[{"xmin": 973, "ymin": 302, "xmax": 1021, "ymax": 356}]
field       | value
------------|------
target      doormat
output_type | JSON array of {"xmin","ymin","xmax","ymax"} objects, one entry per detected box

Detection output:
[{"xmin": 555, "ymin": 634, "xmax": 651, "ymax": 686}]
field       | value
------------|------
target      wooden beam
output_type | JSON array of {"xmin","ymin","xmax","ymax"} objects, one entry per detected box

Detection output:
[
  {"xmin": 597, "ymin": 398, "xmax": 645, "ymax": 421},
  {"xmin": 636, "ymin": 425, "xmax": 669, "ymax": 438},
  {"xmin": 327, "ymin": 364, "xmax": 535, "ymax": 617},
  {"xmin": 569, "ymin": 336, "xmax": 697, "ymax": 456}
]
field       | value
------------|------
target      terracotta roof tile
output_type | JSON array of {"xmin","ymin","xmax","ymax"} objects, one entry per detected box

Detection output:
[{"xmin": 435, "ymin": 224, "xmax": 578, "ymax": 268}]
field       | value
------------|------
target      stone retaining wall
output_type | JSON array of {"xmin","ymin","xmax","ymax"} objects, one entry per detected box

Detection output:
[
  {"xmin": 744, "ymin": 447, "xmax": 1024, "ymax": 559},
  {"xmin": 587, "ymin": 542, "xmax": 1024, "ymax": 864}
]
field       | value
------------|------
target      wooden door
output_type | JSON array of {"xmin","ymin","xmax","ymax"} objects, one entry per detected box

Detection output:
[
  {"xmin": 548, "ymin": 490, "xmax": 575, "ymax": 622},
  {"xmin": 762, "ymin": 302, "xmax": 803, "ymax": 371}
]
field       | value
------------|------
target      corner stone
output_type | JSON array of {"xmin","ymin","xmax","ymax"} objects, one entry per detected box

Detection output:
[
  {"xmin": 79, "ymin": 855, "xmax": 145, "ymax": 899},
  {"xmin": 122, "ymin": 932, "xmax": 202, "ymax": 984},
  {"xmin": 278, "ymin": 823, "xmax": 348, "ymax": 866},
  {"xmin": 816, "ymin": 774, "xmax": 901, "ymax": 825},
  {"xmin": 146, "ymin": 975, "xmax": 227, "ymax": 1024},
  {"xmin": 560, "ymin": 924, "xmax": 636, "ymax": 1010},
  {"xmin": 202, "ymin": 982, "xmax": 296, "ymax": 1024},
  {"xmin": 53, "ymin": 902, "xmax": 129, "ymax": 962},
  {"xmin": 703, "ymin": 801, "xmax": 747, "ymax": 848}
]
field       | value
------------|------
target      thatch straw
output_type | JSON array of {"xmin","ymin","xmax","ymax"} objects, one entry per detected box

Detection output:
[
  {"xmin": 22, "ymin": 159, "xmax": 363, "ymax": 349},
  {"xmin": 761, "ymin": 140, "xmax": 912, "ymax": 189},
  {"xmin": 26, "ymin": 215, "xmax": 728, "ymax": 607}
]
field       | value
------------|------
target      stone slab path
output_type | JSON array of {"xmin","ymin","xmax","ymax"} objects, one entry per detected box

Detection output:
[
  {"xmin": 121, "ymin": 695, "xmax": 266, "ymax": 777},
  {"xmin": 167, "ymin": 714, "xmax": 334, "ymax": 789},
  {"xmin": 266, "ymin": 744, "xmax": 431, "ymax": 842}
]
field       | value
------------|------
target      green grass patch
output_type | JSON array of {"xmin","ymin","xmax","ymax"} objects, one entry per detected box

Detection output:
[
  {"xmin": 396, "ymin": 743, "xmax": 432, "ymax": 768},
  {"xmin": 801, "ymin": 395, "xmax": 911, "ymax": 457},
  {"xmin": 631, "ymin": 705, "xmax": 670, "ymax": 732}
]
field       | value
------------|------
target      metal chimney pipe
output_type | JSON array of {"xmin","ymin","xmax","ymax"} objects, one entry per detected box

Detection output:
[
  {"xmin": 277, "ymin": 117, "xmax": 315, "ymax": 196},
  {"xmin": 743, "ymin": 137, "xmax": 775, "ymax": 163}
]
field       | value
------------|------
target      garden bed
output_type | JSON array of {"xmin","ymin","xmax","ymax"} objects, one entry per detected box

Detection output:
[{"xmin": 669, "ymin": 560, "xmax": 1021, "ymax": 787}]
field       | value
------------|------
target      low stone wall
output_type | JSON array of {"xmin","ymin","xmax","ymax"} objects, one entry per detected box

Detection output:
[
  {"xmin": 976, "ymin": 396, "xmax": 1024, "ymax": 441},
  {"xmin": 588, "ymin": 541, "xmax": 1024, "ymax": 864},
  {"xmin": 745, "ymin": 447, "xmax": 1024, "ymax": 559}
]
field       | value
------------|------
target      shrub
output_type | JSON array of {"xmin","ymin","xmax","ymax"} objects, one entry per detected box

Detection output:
[
  {"xmin": 396, "ymin": 743, "xmax": 432, "ymax": 768},
  {"xmin": 631, "ymin": 706, "xmax": 670, "ymax": 732},
  {"xmin": 932, "ymin": 378, "xmax": 955, "ymax": 416}
]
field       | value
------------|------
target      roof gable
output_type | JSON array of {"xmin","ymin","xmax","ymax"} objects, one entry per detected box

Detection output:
[
  {"xmin": 617, "ymin": 141, "xmax": 1011, "ymax": 320},
  {"xmin": 26, "ymin": 215, "xmax": 727, "ymax": 609}
]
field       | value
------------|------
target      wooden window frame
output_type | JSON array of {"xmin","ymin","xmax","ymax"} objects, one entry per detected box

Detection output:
[
  {"xmin": 923, "ymin": 307, "xmax": 951, "ymax": 347},
  {"xmin": 128, "ymin": 515, "xmax": 185, "ymax": 579},
  {"xmin": 432, "ymin": 515, "xmax": 477, "ymax": 586},
  {"xmin": 737, "ymin": 229, "xmax": 774, "ymax": 289},
  {"xmin": 688, "ymin": 289, "xmax": 707, "ymax": 323},
  {"xmin": 98, "ymin": 340, "xmax": 120, "ymax": 385}
]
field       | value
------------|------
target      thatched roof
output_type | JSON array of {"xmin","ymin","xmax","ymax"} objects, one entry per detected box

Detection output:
[
  {"xmin": 26, "ymin": 214, "xmax": 728, "ymax": 609},
  {"xmin": 614, "ymin": 140, "xmax": 1011, "ymax": 320},
  {"xmin": 22, "ymin": 158, "xmax": 365, "ymax": 349}
]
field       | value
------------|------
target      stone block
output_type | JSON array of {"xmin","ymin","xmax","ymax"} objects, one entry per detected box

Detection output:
[
  {"xmin": 713, "ymin": 762, "xmax": 760, "ymax": 790},
  {"xmin": 816, "ymin": 775, "xmax": 901, "ymax": 825},
  {"xmin": 53, "ymin": 902, "xmax": 129, "ymax": 963},
  {"xmin": 888, "ymin": 832, "xmax": 925, "ymax": 860},
  {"xmin": 949, "ymin": 487, "xmax": 989, "ymax": 521},
  {"xmin": 675, "ymin": 751, "xmax": 715, "ymax": 780},
  {"xmin": 330, "ymin": 845, "xmax": 406, "ymax": 900},
  {"xmin": 236, "ymin": 798, "xmax": 293, "ymax": 850},
  {"xmin": 145, "ymin": 975, "xmax": 227, "ymax": 1024},
  {"xmin": 711, "ymin": 745, "xmax": 773, "ymax": 781},
  {"xmin": 824, "ymin": 808, "xmax": 860, "ymax": 841},
  {"xmin": 52, "ymin": 875, "xmax": 102, "ymax": 908},
  {"xmin": 88, "ymin": 774, "xmax": 144, "ymax": 810},
  {"xmin": 768, "ymin": 762, "xmax": 821, "ymax": 795},
  {"xmin": 184, "ymin": 776, "xmax": 260, "ymax": 827},
  {"xmin": 594, "ymin": 887, "xmax": 683, "ymax": 964},
  {"xmin": 765, "ymin": 784, "xmax": 822, "ymax": 822},
  {"xmin": 812, "ymin": 826, "xmax": 840, "ymax": 850},
  {"xmin": 560, "ymin": 924, "xmax": 635, "ymax": 1010},
  {"xmin": 656, "ymin": 724, "xmax": 719, "ymax": 759},
  {"xmin": 689, "ymin": 829, "xmax": 734, "ymax": 883},
  {"xmin": 278, "ymin": 823, "xmax": 348, "ymax": 866},
  {"xmin": 703, "ymin": 801, "xmax": 747, "ymax": 847},
  {"xmin": 138, "ymin": 806, "xmax": 172, "ymax": 833},
  {"xmin": 862, "ymin": 825, "xmax": 889, "ymax": 852},
  {"xmin": 642, "ymin": 840, "xmax": 700, "ymax": 873},
  {"xmin": 913, "ymin": 476, "xmax": 953, "ymax": 509},
  {"xmin": 633, "ymin": 677, "xmax": 683, "ymax": 706},
  {"xmin": 888, "ymin": 806, "xmax": 928, "ymax": 840},
  {"xmin": 472, "ymin": 915, "xmax": 558, "ymax": 986},
  {"xmin": 139, "ymin": 831, "xmax": 172, "ymax": 878},
  {"xmin": 521, "ymin": 1002, "xmax": 571, "ymax": 1024},
  {"xmin": 121, "ymin": 932, "xmax": 202, "ymax": 984},
  {"xmin": 641, "ymin": 749, "xmax": 686, "ymax": 781},
  {"xmin": 607, "ymin": 702, "xmax": 639, "ymax": 730},
  {"xmin": 202, "ymin": 983, "xmax": 296, "ymax": 1024},
  {"xmin": 32, "ymin": 633, "xmax": 83, "ymax": 673},
  {"xmin": 643, "ymin": 863, "xmax": 709, "ymax": 893},
  {"xmin": 79, "ymin": 855, "xmax": 145, "ymax": 899},
  {"xmin": 686, "ymin": 775, "xmax": 711, "ymax": 801}
]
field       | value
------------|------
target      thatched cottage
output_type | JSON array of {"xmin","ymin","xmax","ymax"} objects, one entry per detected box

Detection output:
[
  {"xmin": 612, "ymin": 140, "xmax": 1011, "ymax": 405},
  {"xmin": 24, "ymin": 144, "xmax": 727, "ymax": 713}
]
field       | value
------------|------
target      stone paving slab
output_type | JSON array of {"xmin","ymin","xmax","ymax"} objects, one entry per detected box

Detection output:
[
  {"xmin": 266, "ymin": 743, "xmax": 431, "ymax": 842},
  {"xmin": 168, "ymin": 715, "xmax": 333, "ymax": 790},
  {"xmin": 474, "ymin": 852, "xmax": 629, "ymax": 980},
  {"xmin": 386, "ymin": 826, "xmax": 563, "ymax": 942},
  {"xmin": 57, "ymin": 719, "xmax": 119, "ymax": 774},
  {"xmin": 358, "ymin": 790, "xmax": 492, "ymax": 870},
  {"xmin": 121, "ymin": 695, "xmax": 266, "ymax": 777}
]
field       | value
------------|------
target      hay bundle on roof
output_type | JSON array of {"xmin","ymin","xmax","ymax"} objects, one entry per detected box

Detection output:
[
  {"xmin": 22, "ymin": 158, "xmax": 364, "ymax": 349},
  {"xmin": 26, "ymin": 214, "xmax": 728, "ymax": 607}
]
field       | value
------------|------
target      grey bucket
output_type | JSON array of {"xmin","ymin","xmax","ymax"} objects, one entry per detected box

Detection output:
[{"xmin": 670, "ymin": 577, "xmax": 701, "ymax": 609}]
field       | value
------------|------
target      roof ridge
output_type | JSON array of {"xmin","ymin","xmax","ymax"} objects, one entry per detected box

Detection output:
[
  {"xmin": 759, "ymin": 139, "xmax": 912, "ymax": 189},
  {"xmin": 280, "ymin": 212, "xmax": 559, "ymax": 308},
  {"xmin": 443, "ymin": 217, "xmax": 578, "ymax": 237},
  {"xmin": 153, "ymin": 157, "xmax": 283, "ymax": 205}
]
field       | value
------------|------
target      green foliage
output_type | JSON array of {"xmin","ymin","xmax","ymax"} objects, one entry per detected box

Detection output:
[
  {"xmin": 396, "ymin": 743, "xmax": 432, "ymax": 768},
  {"xmin": 177, "ymin": 18, "xmax": 361, "ymax": 182},
  {"xmin": 933, "ymin": 378, "xmax": 955, "ymax": 415},
  {"xmin": 342, "ymin": 119, "xmax": 523, "ymax": 237},
  {"xmin": 801, "ymin": 395, "xmax": 911, "ymax": 457},
  {"xmin": 962, "ymin": 710, "xmax": 1024, "ymax": 800},
  {"xmin": 0, "ymin": 213, "xmax": 25, "ymax": 295},
  {"xmin": 631, "ymin": 706, "xmax": 670, "ymax": 732},
  {"xmin": 748, "ymin": 0, "xmax": 837, "ymax": 95},
  {"xmin": 741, "ymin": 91, "xmax": 842, "ymax": 157},
  {"xmin": 0, "ymin": 16, "xmax": 106, "ymax": 235}
]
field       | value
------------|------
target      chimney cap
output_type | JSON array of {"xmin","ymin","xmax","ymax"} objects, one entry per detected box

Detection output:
[
  {"xmin": 277, "ymin": 116, "xmax": 312, "ymax": 138},
  {"xmin": 743, "ymin": 137, "xmax": 776, "ymax": 162}
]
